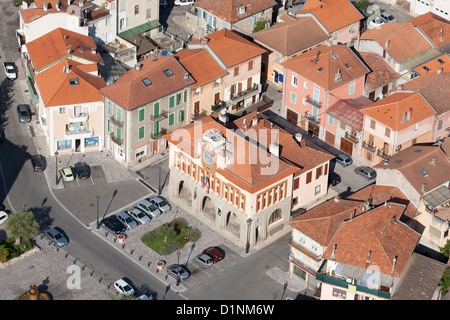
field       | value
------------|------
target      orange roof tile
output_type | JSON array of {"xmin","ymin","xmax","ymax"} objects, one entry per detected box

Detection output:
[
  {"xmin": 190, "ymin": 29, "xmax": 266, "ymax": 68},
  {"xmin": 361, "ymin": 92, "xmax": 436, "ymax": 131},
  {"xmin": 26, "ymin": 28, "xmax": 102, "ymax": 71},
  {"xmin": 409, "ymin": 12, "xmax": 450, "ymax": 48},
  {"xmin": 359, "ymin": 52, "xmax": 400, "ymax": 92},
  {"xmin": 195, "ymin": 0, "xmax": 277, "ymax": 23},
  {"xmin": 100, "ymin": 55, "xmax": 195, "ymax": 110},
  {"xmin": 281, "ymin": 44, "xmax": 369, "ymax": 90},
  {"xmin": 412, "ymin": 54, "xmax": 450, "ymax": 76},
  {"xmin": 35, "ymin": 58, "xmax": 105, "ymax": 107},
  {"xmin": 20, "ymin": 0, "xmax": 92, "ymax": 23},
  {"xmin": 174, "ymin": 49, "xmax": 227, "ymax": 89},
  {"xmin": 296, "ymin": 0, "xmax": 363, "ymax": 32}
]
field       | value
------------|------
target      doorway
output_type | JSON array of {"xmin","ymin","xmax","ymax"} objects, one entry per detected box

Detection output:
[{"xmin": 75, "ymin": 139, "xmax": 81, "ymax": 152}]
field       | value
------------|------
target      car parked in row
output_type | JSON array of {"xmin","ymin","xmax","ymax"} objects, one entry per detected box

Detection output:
[
  {"xmin": 150, "ymin": 196, "xmax": 171, "ymax": 214},
  {"xmin": 174, "ymin": 0, "xmax": 195, "ymax": 5},
  {"xmin": 354, "ymin": 166, "xmax": 377, "ymax": 180},
  {"xmin": 329, "ymin": 172, "xmax": 341, "ymax": 186},
  {"xmin": 102, "ymin": 215, "xmax": 126, "ymax": 234},
  {"xmin": 202, "ymin": 246, "xmax": 225, "ymax": 263},
  {"xmin": 193, "ymin": 253, "xmax": 213, "ymax": 268},
  {"xmin": 17, "ymin": 104, "xmax": 31, "ymax": 123},
  {"xmin": 126, "ymin": 207, "xmax": 151, "ymax": 225},
  {"xmin": 380, "ymin": 12, "xmax": 397, "ymax": 23},
  {"xmin": 74, "ymin": 162, "xmax": 90, "ymax": 179},
  {"xmin": 167, "ymin": 264, "xmax": 190, "ymax": 281},
  {"xmin": 335, "ymin": 154, "xmax": 352, "ymax": 167},
  {"xmin": 60, "ymin": 166, "xmax": 75, "ymax": 182},
  {"xmin": 46, "ymin": 228, "xmax": 68, "ymax": 247},
  {"xmin": 117, "ymin": 212, "xmax": 138, "ymax": 230},
  {"xmin": 31, "ymin": 155, "xmax": 46, "ymax": 172},
  {"xmin": 137, "ymin": 199, "xmax": 161, "ymax": 218}
]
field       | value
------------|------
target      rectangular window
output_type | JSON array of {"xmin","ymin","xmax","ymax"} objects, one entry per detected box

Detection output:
[
  {"xmin": 290, "ymin": 92, "xmax": 297, "ymax": 104},
  {"xmin": 315, "ymin": 185, "xmax": 321, "ymax": 195},
  {"xmin": 306, "ymin": 171, "xmax": 312, "ymax": 184},
  {"xmin": 153, "ymin": 121, "xmax": 159, "ymax": 136},
  {"xmin": 169, "ymin": 96, "xmax": 175, "ymax": 108},
  {"xmin": 248, "ymin": 60, "xmax": 253, "ymax": 70},
  {"xmin": 169, "ymin": 113, "xmax": 175, "ymax": 126},
  {"xmin": 176, "ymin": 93, "xmax": 182, "ymax": 105},
  {"xmin": 59, "ymin": 107, "xmax": 67, "ymax": 114},
  {"xmin": 146, "ymin": 8, "xmax": 151, "ymax": 19},
  {"xmin": 120, "ymin": 2, "xmax": 126, "ymax": 12},
  {"xmin": 251, "ymin": 15, "xmax": 256, "ymax": 26},
  {"xmin": 370, "ymin": 119, "xmax": 376, "ymax": 130},
  {"xmin": 292, "ymin": 76, "xmax": 298, "ymax": 87},
  {"xmin": 349, "ymin": 82, "xmax": 355, "ymax": 95},
  {"xmin": 316, "ymin": 166, "xmax": 322, "ymax": 179},
  {"xmin": 178, "ymin": 110, "xmax": 184, "ymax": 123},
  {"xmin": 116, "ymin": 127, "xmax": 122, "ymax": 141},
  {"xmin": 107, "ymin": 101, "xmax": 113, "ymax": 115},
  {"xmin": 303, "ymin": 81, "xmax": 308, "ymax": 89},
  {"xmin": 234, "ymin": 66, "xmax": 239, "ymax": 76},
  {"xmin": 107, "ymin": 120, "xmax": 112, "ymax": 132},
  {"xmin": 116, "ymin": 107, "xmax": 122, "ymax": 124},
  {"xmin": 135, "ymin": 5, "xmax": 139, "ymax": 14},
  {"xmin": 349, "ymin": 23, "xmax": 354, "ymax": 33},
  {"xmin": 138, "ymin": 126, "xmax": 145, "ymax": 139},
  {"xmin": 328, "ymin": 115, "xmax": 335, "ymax": 126},
  {"xmin": 333, "ymin": 30, "xmax": 338, "ymax": 40},
  {"xmin": 184, "ymin": 90, "xmax": 187, "ymax": 102},
  {"xmin": 139, "ymin": 108, "xmax": 145, "ymax": 121},
  {"xmin": 294, "ymin": 177, "xmax": 299, "ymax": 190},
  {"xmin": 438, "ymin": 119, "xmax": 443, "ymax": 130},
  {"xmin": 154, "ymin": 102, "xmax": 160, "ymax": 117},
  {"xmin": 385, "ymin": 127, "xmax": 391, "ymax": 138}
]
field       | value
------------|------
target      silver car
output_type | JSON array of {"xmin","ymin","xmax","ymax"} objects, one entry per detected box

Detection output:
[
  {"xmin": 149, "ymin": 196, "xmax": 171, "ymax": 214},
  {"xmin": 46, "ymin": 228, "xmax": 68, "ymax": 247},
  {"xmin": 17, "ymin": 104, "xmax": 31, "ymax": 123},
  {"xmin": 167, "ymin": 264, "xmax": 190, "ymax": 281},
  {"xmin": 126, "ymin": 207, "xmax": 151, "ymax": 225},
  {"xmin": 117, "ymin": 212, "xmax": 138, "ymax": 229},
  {"xmin": 137, "ymin": 199, "xmax": 161, "ymax": 218},
  {"xmin": 193, "ymin": 253, "xmax": 213, "ymax": 268}
]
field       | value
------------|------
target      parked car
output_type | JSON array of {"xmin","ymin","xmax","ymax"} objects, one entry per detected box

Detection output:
[
  {"xmin": 3, "ymin": 62, "xmax": 17, "ymax": 80},
  {"xmin": 0, "ymin": 211, "xmax": 8, "ymax": 225},
  {"xmin": 380, "ymin": 12, "xmax": 397, "ymax": 23},
  {"xmin": 202, "ymin": 246, "xmax": 225, "ymax": 263},
  {"xmin": 149, "ymin": 196, "xmax": 171, "ymax": 214},
  {"xmin": 117, "ymin": 212, "xmax": 138, "ymax": 230},
  {"xmin": 31, "ymin": 154, "xmax": 46, "ymax": 172},
  {"xmin": 159, "ymin": 0, "xmax": 167, "ymax": 8},
  {"xmin": 17, "ymin": 104, "xmax": 31, "ymax": 123},
  {"xmin": 354, "ymin": 166, "xmax": 377, "ymax": 180},
  {"xmin": 113, "ymin": 278, "xmax": 135, "ymax": 296},
  {"xmin": 74, "ymin": 162, "xmax": 90, "ymax": 179},
  {"xmin": 193, "ymin": 253, "xmax": 213, "ymax": 268},
  {"xmin": 335, "ymin": 154, "xmax": 353, "ymax": 167},
  {"xmin": 137, "ymin": 199, "xmax": 161, "ymax": 218},
  {"xmin": 126, "ymin": 207, "xmax": 151, "ymax": 225},
  {"xmin": 59, "ymin": 166, "xmax": 75, "ymax": 181},
  {"xmin": 174, "ymin": 0, "xmax": 195, "ymax": 5},
  {"xmin": 167, "ymin": 264, "xmax": 190, "ymax": 281},
  {"xmin": 329, "ymin": 172, "xmax": 341, "ymax": 186},
  {"xmin": 102, "ymin": 215, "xmax": 126, "ymax": 234},
  {"xmin": 46, "ymin": 228, "xmax": 68, "ymax": 247}
]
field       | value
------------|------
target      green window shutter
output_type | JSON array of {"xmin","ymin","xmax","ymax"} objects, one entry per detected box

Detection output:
[
  {"xmin": 169, "ymin": 96, "xmax": 175, "ymax": 108},
  {"xmin": 154, "ymin": 102, "xmax": 159, "ymax": 117},
  {"xmin": 107, "ymin": 120, "xmax": 112, "ymax": 132},
  {"xmin": 116, "ymin": 107, "xmax": 122, "ymax": 124},
  {"xmin": 169, "ymin": 113, "xmax": 174, "ymax": 126},
  {"xmin": 333, "ymin": 30, "xmax": 338, "ymax": 40},
  {"xmin": 184, "ymin": 90, "xmax": 187, "ymax": 102},
  {"xmin": 176, "ymin": 93, "xmax": 181, "ymax": 105},
  {"xmin": 117, "ymin": 127, "xmax": 122, "ymax": 141},
  {"xmin": 139, "ymin": 108, "xmax": 145, "ymax": 121},
  {"xmin": 139, "ymin": 126, "xmax": 145, "ymax": 139},
  {"xmin": 178, "ymin": 110, "xmax": 184, "ymax": 123},
  {"xmin": 153, "ymin": 121, "xmax": 159, "ymax": 136}
]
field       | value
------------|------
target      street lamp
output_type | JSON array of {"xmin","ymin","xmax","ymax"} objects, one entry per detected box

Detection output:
[
  {"xmin": 245, "ymin": 218, "xmax": 252, "ymax": 254},
  {"xmin": 96, "ymin": 195, "xmax": 100, "ymax": 229},
  {"xmin": 177, "ymin": 251, "xmax": 181, "ymax": 265},
  {"xmin": 54, "ymin": 150, "xmax": 59, "ymax": 185},
  {"xmin": 158, "ymin": 161, "xmax": 162, "ymax": 195}
]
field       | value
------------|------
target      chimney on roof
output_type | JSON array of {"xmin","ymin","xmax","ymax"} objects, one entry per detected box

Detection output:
[
  {"xmin": 184, "ymin": 73, "xmax": 189, "ymax": 82},
  {"xmin": 56, "ymin": 2, "xmax": 60, "ymax": 10},
  {"xmin": 238, "ymin": 6, "xmax": 246, "ymax": 15},
  {"xmin": 431, "ymin": 157, "xmax": 436, "ymax": 166},
  {"xmin": 219, "ymin": 109, "xmax": 228, "ymax": 123},
  {"xmin": 269, "ymin": 143, "xmax": 280, "ymax": 157},
  {"xmin": 63, "ymin": 65, "xmax": 70, "ymax": 74},
  {"xmin": 43, "ymin": 2, "xmax": 48, "ymax": 10},
  {"xmin": 438, "ymin": 67, "xmax": 443, "ymax": 74},
  {"xmin": 398, "ymin": 84, "xmax": 403, "ymax": 91},
  {"xmin": 422, "ymin": 183, "xmax": 426, "ymax": 194},
  {"xmin": 385, "ymin": 39, "xmax": 390, "ymax": 50},
  {"xmin": 391, "ymin": 256, "xmax": 398, "ymax": 274},
  {"xmin": 331, "ymin": 244, "xmax": 337, "ymax": 259},
  {"xmin": 366, "ymin": 250, "xmax": 372, "ymax": 264},
  {"xmin": 252, "ymin": 115, "xmax": 259, "ymax": 126},
  {"xmin": 91, "ymin": 48, "xmax": 96, "ymax": 55},
  {"xmin": 67, "ymin": 0, "xmax": 70, "ymax": 5},
  {"xmin": 200, "ymin": 37, "xmax": 208, "ymax": 44},
  {"xmin": 334, "ymin": 196, "xmax": 340, "ymax": 203},
  {"xmin": 67, "ymin": 45, "xmax": 71, "ymax": 53},
  {"xmin": 440, "ymin": 29, "xmax": 443, "ymax": 43},
  {"xmin": 243, "ymin": 118, "xmax": 247, "ymax": 129},
  {"xmin": 295, "ymin": 133, "xmax": 302, "ymax": 142},
  {"xmin": 334, "ymin": 69, "xmax": 342, "ymax": 82},
  {"xmin": 135, "ymin": 63, "xmax": 141, "ymax": 71}
]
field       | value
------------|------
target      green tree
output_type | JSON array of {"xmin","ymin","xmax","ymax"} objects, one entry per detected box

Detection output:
[
  {"xmin": 13, "ymin": 0, "xmax": 35, "ymax": 7},
  {"xmin": 440, "ymin": 240, "xmax": 450, "ymax": 259},
  {"xmin": 253, "ymin": 20, "xmax": 268, "ymax": 33},
  {"xmin": 439, "ymin": 268, "xmax": 450, "ymax": 296},
  {"xmin": 4, "ymin": 212, "xmax": 40, "ymax": 245},
  {"xmin": 354, "ymin": 0, "xmax": 370, "ymax": 14}
]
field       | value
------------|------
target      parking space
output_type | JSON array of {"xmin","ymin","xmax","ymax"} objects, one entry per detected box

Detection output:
[{"xmin": 61, "ymin": 165, "xmax": 106, "ymax": 189}]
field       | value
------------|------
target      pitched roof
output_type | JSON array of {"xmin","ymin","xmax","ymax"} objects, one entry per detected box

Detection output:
[
  {"xmin": 99, "ymin": 55, "xmax": 195, "ymax": 110},
  {"xmin": 281, "ymin": 44, "xmax": 370, "ymax": 90},
  {"xmin": 26, "ymin": 27, "xmax": 102, "ymax": 71},
  {"xmin": 20, "ymin": 0, "xmax": 92, "ymax": 23},
  {"xmin": 174, "ymin": 49, "xmax": 228, "ymax": 89},
  {"xmin": 322, "ymin": 202, "xmax": 420, "ymax": 278},
  {"xmin": 195, "ymin": 0, "xmax": 277, "ymax": 23},
  {"xmin": 189, "ymin": 29, "xmax": 266, "ymax": 68},
  {"xmin": 361, "ymin": 92, "xmax": 436, "ymax": 131},
  {"xmin": 409, "ymin": 12, "xmax": 450, "ymax": 48},
  {"xmin": 359, "ymin": 22, "xmax": 434, "ymax": 63},
  {"xmin": 295, "ymin": 0, "xmax": 364, "ymax": 32},
  {"xmin": 164, "ymin": 112, "xmax": 333, "ymax": 193},
  {"xmin": 326, "ymin": 96, "xmax": 373, "ymax": 131},
  {"xmin": 374, "ymin": 140, "xmax": 450, "ymax": 196},
  {"xmin": 396, "ymin": 72, "xmax": 450, "ymax": 114},
  {"xmin": 35, "ymin": 58, "xmax": 105, "ymax": 107},
  {"xmin": 252, "ymin": 14, "xmax": 330, "ymax": 56},
  {"xmin": 359, "ymin": 52, "xmax": 400, "ymax": 93},
  {"xmin": 412, "ymin": 54, "xmax": 450, "ymax": 76}
]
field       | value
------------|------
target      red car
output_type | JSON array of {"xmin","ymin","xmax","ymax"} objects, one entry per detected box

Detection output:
[{"xmin": 202, "ymin": 246, "xmax": 225, "ymax": 263}]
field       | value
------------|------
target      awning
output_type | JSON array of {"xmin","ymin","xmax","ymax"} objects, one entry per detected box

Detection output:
[
  {"xmin": 423, "ymin": 185, "xmax": 450, "ymax": 208},
  {"xmin": 117, "ymin": 20, "xmax": 161, "ymax": 39}
]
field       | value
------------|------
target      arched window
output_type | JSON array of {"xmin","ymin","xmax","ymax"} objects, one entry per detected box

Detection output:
[{"xmin": 269, "ymin": 209, "xmax": 282, "ymax": 224}]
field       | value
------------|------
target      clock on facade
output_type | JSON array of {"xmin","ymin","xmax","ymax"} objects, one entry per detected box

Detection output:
[{"xmin": 203, "ymin": 150, "xmax": 214, "ymax": 165}]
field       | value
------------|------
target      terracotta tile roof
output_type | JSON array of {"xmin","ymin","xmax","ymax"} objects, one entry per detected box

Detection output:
[
  {"xmin": 189, "ymin": 29, "xmax": 266, "ymax": 68},
  {"xmin": 21, "ymin": 0, "xmax": 92, "ymax": 23},
  {"xmin": 164, "ymin": 111, "xmax": 333, "ymax": 193},
  {"xmin": 281, "ymin": 44, "xmax": 369, "ymax": 91},
  {"xmin": 26, "ymin": 27, "xmax": 102, "ymax": 71},
  {"xmin": 35, "ymin": 58, "xmax": 105, "ymax": 107},
  {"xmin": 359, "ymin": 52, "xmax": 400, "ymax": 93},
  {"xmin": 252, "ymin": 14, "xmax": 330, "ymax": 56},
  {"xmin": 174, "ymin": 49, "xmax": 227, "ymax": 89},
  {"xmin": 361, "ymin": 92, "xmax": 436, "ymax": 131},
  {"xmin": 322, "ymin": 202, "xmax": 420, "ymax": 277},
  {"xmin": 326, "ymin": 96, "xmax": 373, "ymax": 131},
  {"xmin": 359, "ymin": 22, "xmax": 433, "ymax": 63},
  {"xmin": 412, "ymin": 54, "xmax": 450, "ymax": 76},
  {"xmin": 374, "ymin": 140, "xmax": 450, "ymax": 196},
  {"xmin": 395, "ymin": 72, "xmax": 450, "ymax": 114},
  {"xmin": 296, "ymin": 0, "xmax": 364, "ymax": 32},
  {"xmin": 100, "ymin": 55, "xmax": 195, "ymax": 110},
  {"xmin": 409, "ymin": 12, "xmax": 450, "ymax": 48},
  {"xmin": 194, "ymin": 0, "xmax": 277, "ymax": 23}
]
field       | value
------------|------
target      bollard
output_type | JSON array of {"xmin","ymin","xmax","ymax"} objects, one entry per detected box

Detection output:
[
  {"xmin": 82, "ymin": 265, "xmax": 86, "ymax": 271},
  {"xmin": 139, "ymin": 255, "xmax": 143, "ymax": 261},
  {"xmin": 122, "ymin": 243, "xmax": 126, "ymax": 249},
  {"xmin": 99, "ymin": 277, "xmax": 103, "ymax": 283},
  {"xmin": 90, "ymin": 271, "xmax": 94, "ymax": 277},
  {"xmin": 65, "ymin": 252, "xmax": 69, "ymax": 258},
  {"xmin": 73, "ymin": 258, "xmax": 78, "ymax": 264},
  {"xmin": 130, "ymin": 249, "xmax": 134, "ymax": 255}
]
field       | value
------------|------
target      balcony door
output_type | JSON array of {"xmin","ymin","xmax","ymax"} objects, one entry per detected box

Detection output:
[{"xmin": 74, "ymin": 105, "xmax": 82, "ymax": 117}]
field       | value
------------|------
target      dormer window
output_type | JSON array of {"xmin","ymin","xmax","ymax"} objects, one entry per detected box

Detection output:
[{"xmin": 69, "ymin": 78, "xmax": 79, "ymax": 86}]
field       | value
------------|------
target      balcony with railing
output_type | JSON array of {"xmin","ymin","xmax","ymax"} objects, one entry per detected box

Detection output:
[
  {"xmin": 212, "ymin": 101, "xmax": 226, "ymax": 113},
  {"xmin": 192, "ymin": 110, "xmax": 207, "ymax": 121},
  {"xmin": 108, "ymin": 115, "xmax": 123, "ymax": 128},
  {"xmin": 305, "ymin": 113, "xmax": 320, "ymax": 124},
  {"xmin": 110, "ymin": 132, "xmax": 123, "ymax": 145},
  {"xmin": 345, "ymin": 131, "xmax": 359, "ymax": 144},
  {"xmin": 149, "ymin": 110, "xmax": 168, "ymax": 122},
  {"xmin": 227, "ymin": 83, "xmax": 261, "ymax": 106},
  {"xmin": 362, "ymin": 140, "xmax": 376, "ymax": 153},
  {"xmin": 65, "ymin": 121, "xmax": 93, "ymax": 139},
  {"xmin": 69, "ymin": 112, "xmax": 89, "ymax": 123},
  {"xmin": 377, "ymin": 149, "xmax": 390, "ymax": 161},
  {"xmin": 305, "ymin": 95, "xmax": 322, "ymax": 108}
]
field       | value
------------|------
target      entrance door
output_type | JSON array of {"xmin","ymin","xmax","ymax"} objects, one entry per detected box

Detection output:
[
  {"xmin": 238, "ymin": 82, "xmax": 242, "ymax": 95},
  {"xmin": 214, "ymin": 92, "xmax": 220, "ymax": 105},
  {"xmin": 286, "ymin": 109, "xmax": 298, "ymax": 125},
  {"xmin": 308, "ymin": 122, "xmax": 320, "ymax": 137},
  {"xmin": 194, "ymin": 101, "xmax": 200, "ymax": 116},
  {"xmin": 75, "ymin": 139, "xmax": 81, "ymax": 152},
  {"xmin": 273, "ymin": 70, "xmax": 279, "ymax": 84},
  {"xmin": 340, "ymin": 137, "xmax": 353, "ymax": 156},
  {"xmin": 247, "ymin": 77, "xmax": 252, "ymax": 91},
  {"xmin": 325, "ymin": 131, "xmax": 335, "ymax": 146}
]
